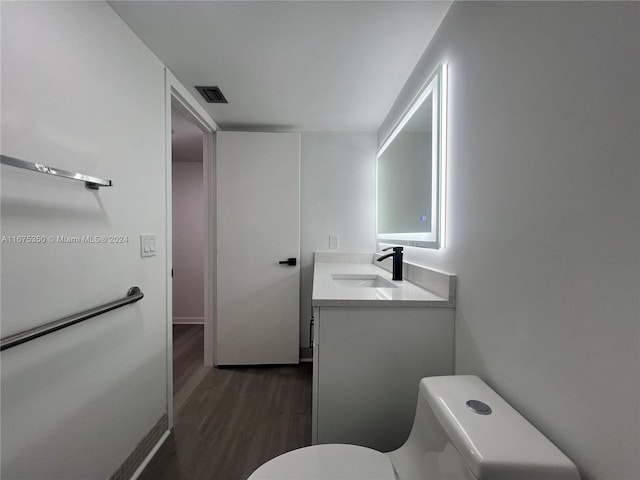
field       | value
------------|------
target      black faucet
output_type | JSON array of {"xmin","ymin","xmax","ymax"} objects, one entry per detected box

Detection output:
[{"xmin": 377, "ymin": 246, "xmax": 403, "ymax": 281}]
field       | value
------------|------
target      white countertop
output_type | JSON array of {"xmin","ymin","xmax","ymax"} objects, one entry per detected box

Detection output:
[{"xmin": 312, "ymin": 261, "xmax": 453, "ymax": 308}]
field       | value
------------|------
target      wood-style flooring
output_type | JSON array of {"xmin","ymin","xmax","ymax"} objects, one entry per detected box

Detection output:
[
  {"xmin": 172, "ymin": 324, "xmax": 210, "ymax": 413},
  {"xmin": 140, "ymin": 360, "xmax": 312, "ymax": 480}
]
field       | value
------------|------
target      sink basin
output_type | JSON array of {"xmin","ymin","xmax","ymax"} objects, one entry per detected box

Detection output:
[{"xmin": 331, "ymin": 274, "xmax": 398, "ymax": 288}]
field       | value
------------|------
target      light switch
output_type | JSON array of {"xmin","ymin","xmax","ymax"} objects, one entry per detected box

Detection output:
[
  {"xmin": 140, "ymin": 234, "xmax": 156, "ymax": 258},
  {"xmin": 329, "ymin": 235, "xmax": 339, "ymax": 250}
]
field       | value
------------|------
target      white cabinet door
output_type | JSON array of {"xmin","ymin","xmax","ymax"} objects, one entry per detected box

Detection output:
[
  {"xmin": 314, "ymin": 306, "xmax": 454, "ymax": 450},
  {"xmin": 216, "ymin": 132, "xmax": 300, "ymax": 365}
]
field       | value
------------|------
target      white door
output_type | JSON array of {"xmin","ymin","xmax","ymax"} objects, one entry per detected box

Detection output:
[{"xmin": 216, "ymin": 131, "xmax": 300, "ymax": 365}]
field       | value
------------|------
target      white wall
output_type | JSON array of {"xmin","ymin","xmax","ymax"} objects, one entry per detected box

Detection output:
[
  {"xmin": 172, "ymin": 162, "xmax": 204, "ymax": 322},
  {"xmin": 378, "ymin": 3, "xmax": 640, "ymax": 480},
  {"xmin": 300, "ymin": 133, "xmax": 376, "ymax": 347},
  {"xmin": 1, "ymin": 2, "xmax": 168, "ymax": 478}
]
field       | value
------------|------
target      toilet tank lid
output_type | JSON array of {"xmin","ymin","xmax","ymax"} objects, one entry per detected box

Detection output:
[{"xmin": 422, "ymin": 376, "xmax": 580, "ymax": 480}]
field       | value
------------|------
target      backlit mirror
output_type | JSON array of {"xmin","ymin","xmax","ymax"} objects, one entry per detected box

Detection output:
[{"xmin": 376, "ymin": 63, "xmax": 447, "ymax": 249}]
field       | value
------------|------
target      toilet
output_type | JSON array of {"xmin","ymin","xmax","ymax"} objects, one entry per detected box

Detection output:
[{"xmin": 248, "ymin": 375, "xmax": 580, "ymax": 480}]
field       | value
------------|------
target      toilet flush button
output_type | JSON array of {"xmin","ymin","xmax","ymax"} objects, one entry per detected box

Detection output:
[{"xmin": 466, "ymin": 400, "xmax": 492, "ymax": 415}]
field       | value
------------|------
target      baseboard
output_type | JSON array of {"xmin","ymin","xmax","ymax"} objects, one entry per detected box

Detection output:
[
  {"xmin": 110, "ymin": 413, "xmax": 168, "ymax": 480},
  {"xmin": 172, "ymin": 316, "xmax": 204, "ymax": 325}
]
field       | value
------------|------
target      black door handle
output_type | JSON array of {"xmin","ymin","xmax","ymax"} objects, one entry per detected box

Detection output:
[{"xmin": 279, "ymin": 257, "xmax": 297, "ymax": 266}]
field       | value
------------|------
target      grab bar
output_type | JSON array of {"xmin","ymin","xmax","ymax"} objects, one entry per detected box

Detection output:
[
  {"xmin": 0, "ymin": 286, "xmax": 143, "ymax": 352},
  {"xmin": 1, "ymin": 155, "xmax": 112, "ymax": 190}
]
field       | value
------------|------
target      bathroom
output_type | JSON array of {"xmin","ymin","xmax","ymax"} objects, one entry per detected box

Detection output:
[{"xmin": 1, "ymin": 1, "xmax": 638, "ymax": 480}]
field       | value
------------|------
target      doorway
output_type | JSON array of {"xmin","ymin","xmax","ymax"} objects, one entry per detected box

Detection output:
[
  {"xmin": 164, "ymin": 72, "xmax": 217, "ymax": 427},
  {"xmin": 171, "ymin": 104, "xmax": 206, "ymax": 411}
]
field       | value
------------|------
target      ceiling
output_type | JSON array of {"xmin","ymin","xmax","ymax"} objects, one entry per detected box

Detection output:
[{"xmin": 109, "ymin": 1, "xmax": 451, "ymax": 132}]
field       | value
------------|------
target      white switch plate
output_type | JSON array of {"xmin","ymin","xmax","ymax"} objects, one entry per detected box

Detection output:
[
  {"xmin": 329, "ymin": 234, "xmax": 339, "ymax": 249},
  {"xmin": 140, "ymin": 234, "xmax": 156, "ymax": 258}
]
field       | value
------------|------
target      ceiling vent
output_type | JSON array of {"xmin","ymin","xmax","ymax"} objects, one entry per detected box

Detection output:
[{"xmin": 195, "ymin": 86, "xmax": 228, "ymax": 104}]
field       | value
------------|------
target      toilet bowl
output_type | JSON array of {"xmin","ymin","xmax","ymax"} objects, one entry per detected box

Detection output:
[
  {"xmin": 247, "ymin": 443, "xmax": 395, "ymax": 479},
  {"xmin": 248, "ymin": 375, "xmax": 580, "ymax": 480}
]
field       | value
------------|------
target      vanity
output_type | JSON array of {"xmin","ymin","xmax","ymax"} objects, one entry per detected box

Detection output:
[
  {"xmin": 310, "ymin": 63, "xmax": 451, "ymax": 452},
  {"xmin": 311, "ymin": 251, "xmax": 456, "ymax": 452}
]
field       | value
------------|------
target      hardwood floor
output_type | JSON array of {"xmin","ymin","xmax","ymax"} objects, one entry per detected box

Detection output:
[
  {"xmin": 173, "ymin": 324, "xmax": 203, "ymax": 391},
  {"xmin": 140, "ymin": 363, "xmax": 312, "ymax": 480},
  {"xmin": 172, "ymin": 324, "xmax": 210, "ymax": 413}
]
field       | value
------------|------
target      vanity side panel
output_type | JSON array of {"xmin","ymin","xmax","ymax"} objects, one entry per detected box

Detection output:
[
  {"xmin": 312, "ymin": 307, "xmax": 320, "ymax": 444},
  {"xmin": 316, "ymin": 307, "xmax": 454, "ymax": 451}
]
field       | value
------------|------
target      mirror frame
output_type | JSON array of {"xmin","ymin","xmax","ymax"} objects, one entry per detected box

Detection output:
[{"xmin": 376, "ymin": 63, "xmax": 447, "ymax": 249}]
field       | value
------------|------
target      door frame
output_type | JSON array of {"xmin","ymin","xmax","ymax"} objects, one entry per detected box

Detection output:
[{"xmin": 164, "ymin": 69, "xmax": 218, "ymax": 427}]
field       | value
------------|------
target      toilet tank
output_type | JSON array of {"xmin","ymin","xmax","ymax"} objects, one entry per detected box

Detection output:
[{"xmin": 386, "ymin": 375, "xmax": 580, "ymax": 480}]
